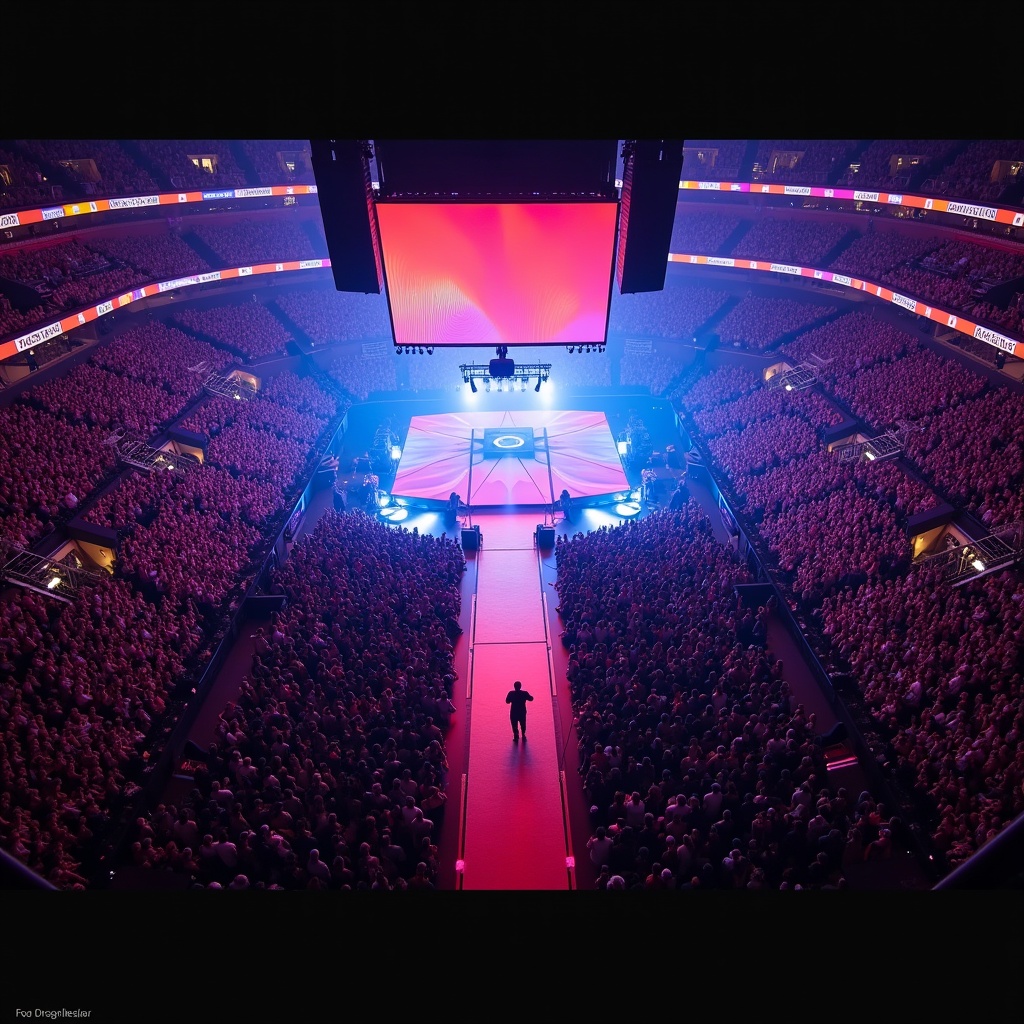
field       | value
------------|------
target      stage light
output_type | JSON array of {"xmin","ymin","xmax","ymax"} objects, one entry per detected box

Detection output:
[
  {"xmin": 426, "ymin": 346, "xmax": 434, "ymax": 355},
  {"xmin": 391, "ymin": 446, "xmax": 402, "ymax": 461},
  {"xmin": 485, "ymin": 381, "xmax": 491, "ymax": 392},
  {"xmin": 569, "ymin": 346, "xmax": 575, "ymax": 354},
  {"xmin": 535, "ymin": 377, "xmax": 542, "ymax": 392},
  {"xmin": 617, "ymin": 440, "xmax": 628, "ymax": 456},
  {"xmin": 521, "ymin": 378, "xmax": 528, "ymax": 392},
  {"xmin": 785, "ymin": 383, "xmax": 793, "ymax": 392},
  {"xmin": 469, "ymin": 378, "xmax": 477, "ymax": 393},
  {"xmin": 971, "ymin": 557, "xmax": 985, "ymax": 571},
  {"xmin": 47, "ymin": 576, "xmax": 61, "ymax": 590},
  {"xmin": 418, "ymin": 346, "xmax": 424, "ymax": 355}
]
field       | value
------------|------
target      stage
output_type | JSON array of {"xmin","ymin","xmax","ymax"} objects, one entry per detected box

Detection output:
[{"xmin": 390, "ymin": 410, "xmax": 632, "ymax": 510}]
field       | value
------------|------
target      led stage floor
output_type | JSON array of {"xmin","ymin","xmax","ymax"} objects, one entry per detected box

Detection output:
[{"xmin": 391, "ymin": 410, "xmax": 630, "ymax": 508}]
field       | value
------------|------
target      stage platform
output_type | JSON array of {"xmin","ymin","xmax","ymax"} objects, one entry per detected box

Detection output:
[{"xmin": 390, "ymin": 410, "xmax": 631, "ymax": 510}]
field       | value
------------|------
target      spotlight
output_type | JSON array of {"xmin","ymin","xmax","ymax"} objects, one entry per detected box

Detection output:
[
  {"xmin": 418, "ymin": 346, "xmax": 424, "ymax": 355},
  {"xmin": 971, "ymin": 558, "xmax": 985, "ymax": 572},
  {"xmin": 469, "ymin": 378, "xmax": 477, "ymax": 393},
  {"xmin": 569, "ymin": 346, "xmax": 575, "ymax": 354},
  {"xmin": 534, "ymin": 377, "xmax": 542, "ymax": 392},
  {"xmin": 426, "ymin": 346, "xmax": 434, "ymax": 355}
]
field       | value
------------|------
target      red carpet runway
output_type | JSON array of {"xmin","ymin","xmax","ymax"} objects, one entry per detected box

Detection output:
[{"xmin": 458, "ymin": 512, "xmax": 575, "ymax": 889}]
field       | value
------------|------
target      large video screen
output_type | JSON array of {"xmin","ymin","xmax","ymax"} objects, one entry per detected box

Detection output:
[{"xmin": 375, "ymin": 201, "xmax": 618, "ymax": 347}]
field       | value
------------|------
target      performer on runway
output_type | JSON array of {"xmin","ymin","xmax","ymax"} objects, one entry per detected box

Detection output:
[
  {"xmin": 559, "ymin": 489, "xmax": 573, "ymax": 522},
  {"xmin": 669, "ymin": 478, "xmax": 689, "ymax": 510},
  {"xmin": 445, "ymin": 492, "xmax": 465, "ymax": 526},
  {"xmin": 505, "ymin": 680, "xmax": 534, "ymax": 742}
]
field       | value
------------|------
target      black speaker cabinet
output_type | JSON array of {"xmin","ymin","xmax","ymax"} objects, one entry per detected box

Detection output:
[
  {"xmin": 462, "ymin": 525, "xmax": 481, "ymax": 551},
  {"xmin": 536, "ymin": 524, "xmax": 556, "ymax": 547}
]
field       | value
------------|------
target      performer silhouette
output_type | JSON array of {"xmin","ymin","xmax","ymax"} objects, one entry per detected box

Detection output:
[{"xmin": 505, "ymin": 680, "xmax": 534, "ymax": 742}]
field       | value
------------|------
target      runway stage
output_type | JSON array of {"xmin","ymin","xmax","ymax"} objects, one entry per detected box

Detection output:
[{"xmin": 391, "ymin": 410, "xmax": 631, "ymax": 510}]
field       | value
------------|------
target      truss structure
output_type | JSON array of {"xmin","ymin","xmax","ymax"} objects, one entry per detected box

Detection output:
[
  {"xmin": 101, "ymin": 428, "xmax": 190, "ymax": 474},
  {"xmin": 2, "ymin": 548, "xmax": 104, "ymax": 603},
  {"xmin": 203, "ymin": 372, "xmax": 257, "ymax": 401},
  {"xmin": 766, "ymin": 363, "xmax": 818, "ymax": 392},
  {"xmin": 915, "ymin": 522, "xmax": 1023, "ymax": 585}
]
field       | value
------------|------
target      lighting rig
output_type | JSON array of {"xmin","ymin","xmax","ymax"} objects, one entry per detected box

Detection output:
[
  {"xmin": 460, "ymin": 346, "xmax": 551, "ymax": 393},
  {"xmin": 566, "ymin": 344, "xmax": 606, "ymax": 354}
]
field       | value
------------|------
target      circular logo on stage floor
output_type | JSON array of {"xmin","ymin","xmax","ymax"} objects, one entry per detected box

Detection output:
[{"xmin": 493, "ymin": 434, "xmax": 526, "ymax": 449}]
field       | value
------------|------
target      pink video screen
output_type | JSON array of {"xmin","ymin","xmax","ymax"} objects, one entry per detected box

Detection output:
[{"xmin": 374, "ymin": 201, "xmax": 618, "ymax": 347}]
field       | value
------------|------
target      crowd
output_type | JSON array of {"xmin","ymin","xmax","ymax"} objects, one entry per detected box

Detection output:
[
  {"xmin": 609, "ymin": 284, "xmax": 731, "ymax": 340},
  {"xmin": 187, "ymin": 219, "xmax": 326, "ymax": 268},
  {"xmin": 836, "ymin": 140, "xmax": 962, "ymax": 190},
  {"xmin": 322, "ymin": 347, "xmax": 398, "ymax": 400},
  {"xmin": 180, "ymin": 391, "xmax": 328, "ymax": 449},
  {"xmin": 125, "ymin": 511, "xmax": 466, "ymax": 889},
  {"xmin": 132, "ymin": 140, "xmax": 247, "ymax": 191},
  {"xmin": 730, "ymin": 215, "xmax": 851, "ymax": 265},
  {"xmin": 828, "ymin": 343, "xmax": 987, "ymax": 424},
  {"xmin": 89, "ymin": 321, "xmax": 236, "ymax": 395},
  {"xmin": 670, "ymin": 210, "xmax": 743, "ymax": 254},
  {"xmin": 828, "ymin": 228, "xmax": 942, "ymax": 281},
  {"xmin": 30, "ymin": 363, "xmax": 184, "ymax": 436},
  {"xmin": 273, "ymin": 288, "xmax": 392, "ymax": 346},
  {"xmin": 90, "ymin": 232, "xmax": 213, "ymax": 281},
  {"xmin": 751, "ymin": 140, "xmax": 860, "ymax": 184},
  {"xmin": 556, "ymin": 504, "xmax": 878, "ymax": 890},
  {"xmin": 0, "ymin": 332, "xmax": 345, "ymax": 885},
  {"xmin": 920, "ymin": 139, "xmax": 1024, "ymax": 202},
  {"xmin": 0, "ymin": 145, "xmax": 55, "ymax": 210},
  {"xmin": 691, "ymin": 376, "xmax": 843, "ymax": 439},
  {"xmin": 742, "ymin": 449, "xmax": 937, "ymax": 523},
  {"xmin": 680, "ymin": 141, "xmax": 747, "ymax": 181},
  {"xmin": 0, "ymin": 401, "xmax": 119, "ymax": 554},
  {"xmin": 0, "ymin": 572, "xmax": 207, "ymax": 888},
  {"xmin": 671, "ymin": 305, "xmax": 1024, "ymax": 871},
  {"xmin": 901, "ymin": 389, "xmax": 1024, "ymax": 529},
  {"xmin": 820, "ymin": 567, "xmax": 1024, "ymax": 870},
  {"xmin": 619, "ymin": 347, "xmax": 690, "ymax": 394},
  {"xmin": 171, "ymin": 300, "xmax": 295, "ymax": 361},
  {"xmin": 15, "ymin": 139, "xmax": 160, "ymax": 198},
  {"xmin": 240, "ymin": 140, "xmax": 315, "ymax": 185},
  {"xmin": 781, "ymin": 311, "xmax": 914, "ymax": 378},
  {"xmin": 714, "ymin": 295, "xmax": 838, "ymax": 351}
]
